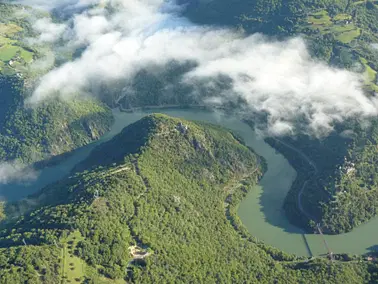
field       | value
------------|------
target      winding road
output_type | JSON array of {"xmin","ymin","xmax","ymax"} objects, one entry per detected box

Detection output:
[{"xmin": 272, "ymin": 138, "xmax": 318, "ymax": 222}]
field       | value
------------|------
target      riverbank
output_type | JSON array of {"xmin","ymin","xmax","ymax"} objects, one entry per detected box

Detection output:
[
  {"xmin": 265, "ymin": 137, "xmax": 319, "ymax": 231},
  {"xmin": 2, "ymin": 107, "xmax": 378, "ymax": 256},
  {"xmin": 111, "ymin": 108, "xmax": 378, "ymax": 257}
]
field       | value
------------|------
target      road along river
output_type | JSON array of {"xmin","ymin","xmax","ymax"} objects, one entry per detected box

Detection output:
[{"xmin": 2, "ymin": 108, "xmax": 378, "ymax": 256}]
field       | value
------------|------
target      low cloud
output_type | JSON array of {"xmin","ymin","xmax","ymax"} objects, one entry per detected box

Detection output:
[
  {"xmin": 0, "ymin": 162, "xmax": 39, "ymax": 185},
  {"xmin": 27, "ymin": 17, "xmax": 67, "ymax": 44},
  {"xmin": 21, "ymin": 0, "xmax": 378, "ymax": 136}
]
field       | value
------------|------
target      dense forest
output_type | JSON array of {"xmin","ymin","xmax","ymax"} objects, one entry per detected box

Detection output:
[{"xmin": 0, "ymin": 114, "xmax": 377, "ymax": 283}]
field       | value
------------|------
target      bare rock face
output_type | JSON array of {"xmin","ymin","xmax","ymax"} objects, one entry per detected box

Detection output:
[
  {"xmin": 192, "ymin": 137, "xmax": 203, "ymax": 151},
  {"xmin": 176, "ymin": 122, "xmax": 189, "ymax": 134}
]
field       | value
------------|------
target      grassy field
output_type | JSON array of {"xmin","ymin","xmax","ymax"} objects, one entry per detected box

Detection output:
[
  {"xmin": 60, "ymin": 231, "xmax": 86, "ymax": 283},
  {"xmin": 0, "ymin": 23, "xmax": 22, "ymax": 36},
  {"xmin": 0, "ymin": 45, "xmax": 33, "ymax": 62},
  {"xmin": 305, "ymin": 10, "xmax": 361, "ymax": 43},
  {"xmin": 0, "ymin": 45, "xmax": 19, "ymax": 61},
  {"xmin": 0, "ymin": 22, "xmax": 34, "ymax": 75},
  {"xmin": 59, "ymin": 230, "xmax": 127, "ymax": 283},
  {"xmin": 360, "ymin": 57, "xmax": 378, "ymax": 92},
  {"xmin": 19, "ymin": 48, "xmax": 33, "ymax": 62},
  {"xmin": 336, "ymin": 28, "xmax": 361, "ymax": 43},
  {"xmin": 308, "ymin": 10, "xmax": 332, "ymax": 26},
  {"xmin": 333, "ymin": 14, "xmax": 352, "ymax": 21}
]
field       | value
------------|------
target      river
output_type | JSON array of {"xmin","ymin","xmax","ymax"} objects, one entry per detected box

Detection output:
[{"xmin": 1, "ymin": 108, "xmax": 378, "ymax": 256}]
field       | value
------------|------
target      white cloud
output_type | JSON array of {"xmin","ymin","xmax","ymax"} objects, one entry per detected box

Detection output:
[
  {"xmin": 72, "ymin": 13, "xmax": 110, "ymax": 44},
  {"xmin": 28, "ymin": 17, "xmax": 67, "ymax": 44},
  {"xmin": 23, "ymin": 0, "xmax": 378, "ymax": 136},
  {"xmin": 0, "ymin": 162, "xmax": 39, "ymax": 184}
]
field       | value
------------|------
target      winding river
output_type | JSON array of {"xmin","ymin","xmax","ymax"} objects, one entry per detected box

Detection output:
[{"xmin": 1, "ymin": 108, "xmax": 378, "ymax": 256}]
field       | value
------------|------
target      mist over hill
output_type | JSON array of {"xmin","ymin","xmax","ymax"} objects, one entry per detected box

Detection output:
[
  {"xmin": 1, "ymin": 0, "xmax": 378, "ymax": 282},
  {"xmin": 0, "ymin": 3, "xmax": 114, "ymax": 188},
  {"xmin": 14, "ymin": 0, "xmax": 378, "ymax": 137}
]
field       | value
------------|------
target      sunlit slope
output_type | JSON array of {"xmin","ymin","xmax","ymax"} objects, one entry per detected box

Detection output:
[{"xmin": 0, "ymin": 114, "xmax": 371, "ymax": 283}]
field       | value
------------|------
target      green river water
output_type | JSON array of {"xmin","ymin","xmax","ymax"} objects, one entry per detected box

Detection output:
[{"xmin": 1, "ymin": 108, "xmax": 377, "ymax": 256}]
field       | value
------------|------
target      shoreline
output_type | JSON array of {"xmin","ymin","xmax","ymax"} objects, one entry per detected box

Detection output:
[{"xmin": 3, "ymin": 105, "xmax": 377, "ymax": 257}]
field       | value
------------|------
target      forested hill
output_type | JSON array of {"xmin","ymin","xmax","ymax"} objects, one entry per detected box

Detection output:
[
  {"xmin": 0, "ymin": 4, "xmax": 113, "ymax": 165},
  {"xmin": 184, "ymin": 0, "xmax": 378, "ymax": 37},
  {"xmin": 0, "ymin": 114, "xmax": 374, "ymax": 283}
]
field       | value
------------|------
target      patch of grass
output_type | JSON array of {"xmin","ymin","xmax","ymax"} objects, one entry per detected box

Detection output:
[
  {"xmin": 0, "ymin": 44, "xmax": 34, "ymax": 63},
  {"xmin": 0, "ymin": 35, "xmax": 14, "ymax": 46},
  {"xmin": 360, "ymin": 57, "xmax": 378, "ymax": 92},
  {"xmin": 336, "ymin": 28, "xmax": 361, "ymax": 43},
  {"xmin": 0, "ymin": 44, "xmax": 19, "ymax": 61},
  {"xmin": 59, "ymin": 230, "xmax": 126, "ymax": 283},
  {"xmin": 361, "ymin": 58, "xmax": 377, "ymax": 81},
  {"xmin": 304, "ymin": 10, "xmax": 361, "ymax": 44},
  {"xmin": 19, "ymin": 48, "xmax": 33, "ymax": 63},
  {"xmin": 371, "ymin": 84, "xmax": 378, "ymax": 92},
  {"xmin": 331, "ymin": 24, "xmax": 356, "ymax": 33},
  {"xmin": 308, "ymin": 10, "xmax": 332, "ymax": 26},
  {"xmin": 60, "ymin": 231, "xmax": 86, "ymax": 283},
  {"xmin": 0, "ymin": 22, "xmax": 34, "ymax": 64},
  {"xmin": 333, "ymin": 14, "xmax": 352, "ymax": 21},
  {"xmin": 0, "ymin": 23, "xmax": 22, "ymax": 36}
]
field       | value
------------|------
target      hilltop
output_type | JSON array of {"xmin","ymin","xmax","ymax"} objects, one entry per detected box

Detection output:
[{"xmin": 0, "ymin": 114, "xmax": 373, "ymax": 283}]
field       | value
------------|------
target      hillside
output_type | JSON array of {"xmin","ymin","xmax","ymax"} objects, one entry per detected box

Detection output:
[
  {"xmin": 181, "ymin": 0, "xmax": 378, "ymax": 234},
  {"xmin": 271, "ymin": 121, "xmax": 378, "ymax": 234},
  {"xmin": 3, "ymin": 0, "xmax": 378, "ymax": 234},
  {"xmin": 184, "ymin": 0, "xmax": 378, "ymax": 91},
  {"xmin": 0, "ymin": 3, "xmax": 113, "ymax": 165},
  {"xmin": 0, "ymin": 114, "xmax": 373, "ymax": 283}
]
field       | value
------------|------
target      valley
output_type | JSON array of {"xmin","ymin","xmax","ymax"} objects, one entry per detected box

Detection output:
[
  {"xmin": 1, "ymin": 109, "xmax": 377, "ymax": 283},
  {"xmin": 1, "ymin": 0, "xmax": 378, "ymax": 282},
  {"xmin": 183, "ymin": 0, "xmax": 378, "ymax": 235}
]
